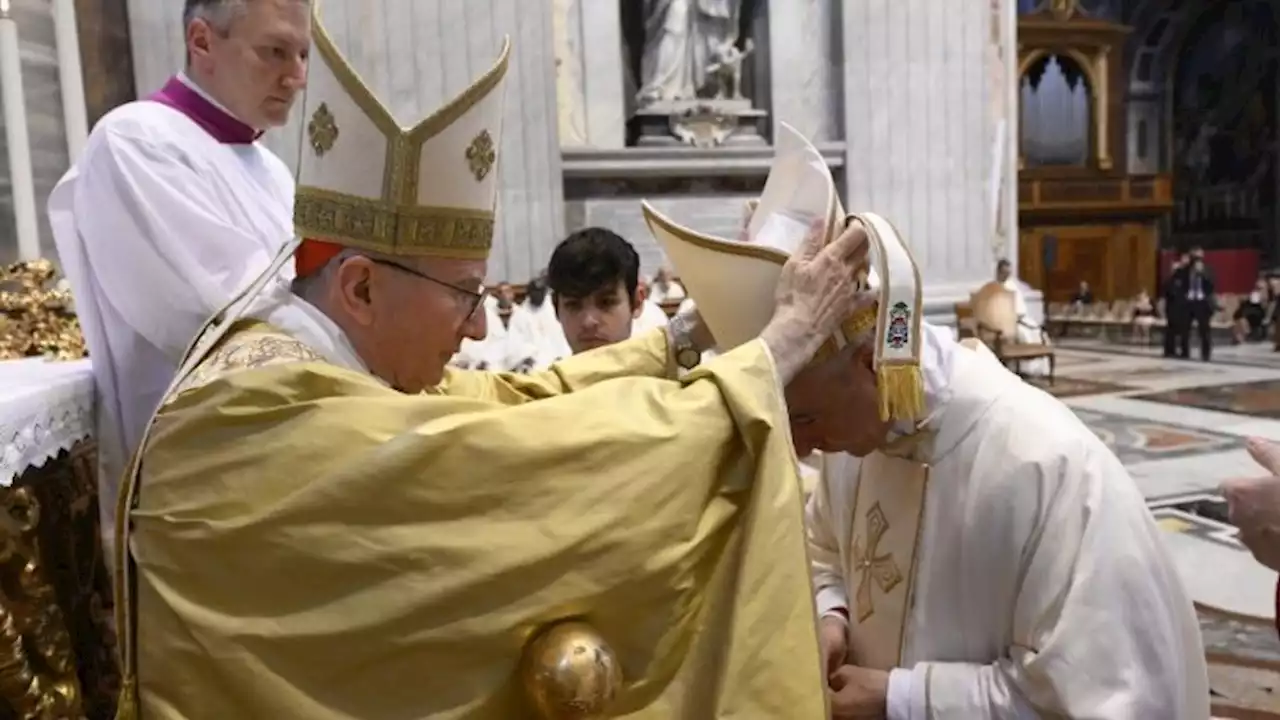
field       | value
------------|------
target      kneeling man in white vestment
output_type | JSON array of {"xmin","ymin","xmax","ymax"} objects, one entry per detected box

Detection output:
[{"xmin": 645, "ymin": 123, "xmax": 1210, "ymax": 720}]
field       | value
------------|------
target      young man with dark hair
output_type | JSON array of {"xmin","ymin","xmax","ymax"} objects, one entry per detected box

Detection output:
[{"xmin": 546, "ymin": 227, "xmax": 647, "ymax": 354}]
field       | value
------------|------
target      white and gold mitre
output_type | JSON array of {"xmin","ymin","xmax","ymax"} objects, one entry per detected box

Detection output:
[
  {"xmin": 642, "ymin": 122, "xmax": 926, "ymax": 422},
  {"xmin": 293, "ymin": 4, "xmax": 510, "ymax": 275}
]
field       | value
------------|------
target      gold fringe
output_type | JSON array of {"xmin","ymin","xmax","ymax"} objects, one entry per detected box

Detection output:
[
  {"xmin": 115, "ymin": 676, "xmax": 138, "ymax": 720},
  {"xmin": 877, "ymin": 363, "xmax": 925, "ymax": 422}
]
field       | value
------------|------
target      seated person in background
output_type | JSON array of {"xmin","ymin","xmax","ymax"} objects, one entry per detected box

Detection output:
[
  {"xmin": 1070, "ymin": 279, "xmax": 1094, "ymax": 309},
  {"xmin": 547, "ymin": 227, "xmax": 648, "ymax": 354},
  {"xmin": 993, "ymin": 257, "xmax": 1050, "ymax": 376},
  {"xmin": 1132, "ymin": 288, "xmax": 1157, "ymax": 344},
  {"xmin": 649, "ymin": 266, "xmax": 686, "ymax": 304},
  {"xmin": 1234, "ymin": 278, "xmax": 1269, "ymax": 344}
]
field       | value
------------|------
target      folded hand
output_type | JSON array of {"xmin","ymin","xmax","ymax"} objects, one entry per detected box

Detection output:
[{"xmin": 1222, "ymin": 437, "xmax": 1280, "ymax": 571}]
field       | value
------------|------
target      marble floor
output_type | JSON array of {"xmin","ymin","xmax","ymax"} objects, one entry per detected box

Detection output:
[{"xmin": 1045, "ymin": 341, "xmax": 1280, "ymax": 711}]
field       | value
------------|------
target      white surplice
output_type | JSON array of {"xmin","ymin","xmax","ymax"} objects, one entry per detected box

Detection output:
[
  {"xmin": 807, "ymin": 328, "xmax": 1208, "ymax": 719},
  {"xmin": 452, "ymin": 302, "xmax": 513, "ymax": 370},
  {"xmin": 632, "ymin": 299, "xmax": 670, "ymax": 336},
  {"xmin": 48, "ymin": 74, "xmax": 295, "ymax": 543},
  {"xmin": 506, "ymin": 299, "xmax": 570, "ymax": 370}
]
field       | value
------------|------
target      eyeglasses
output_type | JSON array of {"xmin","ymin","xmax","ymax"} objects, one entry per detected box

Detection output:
[{"xmin": 364, "ymin": 257, "xmax": 488, "ymax": 322}]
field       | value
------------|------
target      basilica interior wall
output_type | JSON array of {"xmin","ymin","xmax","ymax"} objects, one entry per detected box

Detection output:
[
  {"xmin": 0, "ymin": 0, "xmax": 1017, "ymax": 296},
  {"xmin": 126, "ymin": 0, "xmax": 564, "ymax": 284}
]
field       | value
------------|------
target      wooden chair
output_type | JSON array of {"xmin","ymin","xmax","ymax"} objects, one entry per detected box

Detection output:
[
  {"xmin": 969, "ymin": 282, "xmax": 1056, "ymax": 382},
  {"xmin": 953, "ymin": 301, "xmax": 976, "ymax": 339}
]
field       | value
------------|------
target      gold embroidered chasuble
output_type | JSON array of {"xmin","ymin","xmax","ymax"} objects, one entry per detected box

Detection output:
[{"xmin": 121, "ymin": 323, "xmax": 827, "ymax": 719}]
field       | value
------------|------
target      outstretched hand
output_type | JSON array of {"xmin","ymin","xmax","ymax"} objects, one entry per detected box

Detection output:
[
  {"xmin": 1222, "ymin": 437, "xmax": 1280, "ymax": 571},
  {"xmin": 775, "ymin": 216, "xmax": 872, "ymax": 340},
  {"xmin": 761, "ymin": 217, "xmax": 875, "ymax": 383}
]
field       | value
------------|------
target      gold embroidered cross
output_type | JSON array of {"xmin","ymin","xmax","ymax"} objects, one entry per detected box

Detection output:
[
  {"xmin": 851, "ymin": 502, "xmax": 903, "ymax": 623},
  {"xmin": 465, "ymin": 129, "xmax": 497, "ymax": 181},
  {"xmin": 307, "ymin": 103, "xmax": 339, "ymax": 156}
]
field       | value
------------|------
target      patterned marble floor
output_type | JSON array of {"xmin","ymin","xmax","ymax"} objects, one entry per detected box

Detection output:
[{"xmin": 1044, "ymin": 344, "xmax": 1280, "ymax": 687}]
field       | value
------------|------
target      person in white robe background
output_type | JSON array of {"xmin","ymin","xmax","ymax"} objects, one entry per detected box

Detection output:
[
  {"xmin": 47, "ymin": 0, "xmax": 310, "ymax": 544},
  {"xmin": 451, "ymin": 300, "xmax": 510, "ymax": 370},
  {"xmin": 632, "ymin": 277, "xmax": 672, "ymax": 335},
  {"xmin": 648, "ymin": 266, "xmax": 686, "ymax": 304},
  {"xmin": 646, "ymin": 123, "xmax": 1209, "ymax": 719},
  {"xmin": 505, "ymin": 277, "xmax": 570, "ymax": 370},
  {"xmin": 995, "ymin": 257, "xmax": 1051, "ymax": 376}
]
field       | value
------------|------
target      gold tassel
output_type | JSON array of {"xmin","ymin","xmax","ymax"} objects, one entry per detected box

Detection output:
[
  {"xmin": 878, "ymin": 364, "xmax": 925, "ymax": 422},
  {"xmin": 115, "ymin": 676, "xmax": 138, "ymax": 720}
]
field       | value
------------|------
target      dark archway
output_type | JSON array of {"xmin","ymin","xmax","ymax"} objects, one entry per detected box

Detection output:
[{"xmin": 1168, "ymin": 2, "xmax": 1277, "ymax": 258}]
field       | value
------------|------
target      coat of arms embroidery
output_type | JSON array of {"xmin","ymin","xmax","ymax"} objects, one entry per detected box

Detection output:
[{"xmin": 886, "ymin": 301, "xmax": 911, "ymax": 350}]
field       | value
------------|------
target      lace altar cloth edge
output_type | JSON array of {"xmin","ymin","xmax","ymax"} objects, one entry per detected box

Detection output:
[{"xmin": 0, "ymin": 358, "xmax": 94, "ymax": 486}]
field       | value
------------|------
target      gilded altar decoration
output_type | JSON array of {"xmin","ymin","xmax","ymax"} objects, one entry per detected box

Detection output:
[
  {"xmin": 0, "ymin": 260, "xmax": 87, "ymax": 361},
  {"xmin": 0, "ymin": 442, "xmax": 119, "ymax": 718},
  {"xmin": 521, "ymin": 621, "xmax": 622, "ymax": 720},
  {"xmin": 465, "ymin": 130, "xmax": 497, "ymax": 181},
  {"xmin": 0, "ymin": 486, "xmax": 85, "ymax": 718},
  {"xmin": 852, "ymin": 502, "xmax": 904, "ymax": 623},
  {"xmin": 307, "ymin": 102, "xmax": 339, "ymax": 156}
]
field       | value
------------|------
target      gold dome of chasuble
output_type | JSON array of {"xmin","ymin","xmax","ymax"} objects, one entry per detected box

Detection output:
[
  {"xmin": 641, "ymin": 122, "xmax": 926, "ymax": 423},
  {"xmin": 293, "ymin": 3, "xmax": 510, "ymax": 261}
]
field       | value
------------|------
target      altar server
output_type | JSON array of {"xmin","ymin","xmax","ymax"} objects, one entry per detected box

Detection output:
[
  {"xmin": 645, "ymin": 123, "xmax": 1210, "ymax": 720},
  {"xmin": 113, "ymin": 13, "xmax": 873, "ymax": 718},
  {"xmin": 47, "ymin": 0, "xmax": 309, "ymax": 540}
]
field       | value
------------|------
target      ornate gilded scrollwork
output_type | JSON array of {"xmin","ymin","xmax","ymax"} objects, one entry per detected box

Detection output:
[
  {"xmin": 0, "ymin": 442, "xmax": 117, "ymax": 720},
  {"xmin": 0, "ymin": 484, "xmax": 84, "ymax": 719},
  {"xmin": 520, "ymin": 621, "xmax": 622, "ymax": 720}
]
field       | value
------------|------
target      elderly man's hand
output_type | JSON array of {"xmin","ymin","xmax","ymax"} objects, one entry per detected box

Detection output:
[
  {"xmin": 1222, "ymin": 437, "xmax": 1280, "ymax": 572},
  {"xmin": 761, "ymin": 218, "xmax": 873, "ymax": 383},
  {"xmin": 828, "ymin": 665, "xmax": 889, "ymax": 719}
]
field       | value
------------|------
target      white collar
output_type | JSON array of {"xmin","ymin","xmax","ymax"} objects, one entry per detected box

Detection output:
[
  {"xmin": 247, "ymin": 280, "xmax": 376, "ymax": 381},
  {"xmin": 176, "ymin": 71, "xmax": 256, "ymax": 130}
]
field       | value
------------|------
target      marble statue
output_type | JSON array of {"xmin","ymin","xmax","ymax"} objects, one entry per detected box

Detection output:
[{"xmin": 637, "ymin": 0, "xmax": 746, "ymax": 106}]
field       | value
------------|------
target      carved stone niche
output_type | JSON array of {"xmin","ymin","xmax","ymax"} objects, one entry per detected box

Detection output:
[
  {"xmin": 620, "ymin": 0, "xmax": 770, "ymax": 148},
  {"xmin": 1018, "ymin": 4, "xmax": 1130, "ymax": 173}
]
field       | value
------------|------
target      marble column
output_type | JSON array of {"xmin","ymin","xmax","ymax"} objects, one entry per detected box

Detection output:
[
  {"xmin": 552, "ymin": 0, "xmax": 626, "ymax": 148},
  {"xmin": 74, "ymin": 0, "xmax": 135, "ymax": 127},
  {"xmin": 766, "ymin": 0, "xmax": 838, "ymax": 141},
  {"xmin": 841, "ymin": 0, "xmax": 1002, "ymax": 316},
  {"xmin": 127, "ymin": 0, "xmax": 565, "ymax": 283}
]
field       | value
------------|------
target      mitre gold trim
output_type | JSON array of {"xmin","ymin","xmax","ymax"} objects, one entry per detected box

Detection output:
[{"xmin": 298, "ymin": 2, "xmax": 511, "ymax": 258}]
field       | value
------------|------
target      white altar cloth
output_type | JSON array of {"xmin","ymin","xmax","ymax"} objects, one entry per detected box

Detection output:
[{"xmin": 0, "ymin": 358, "xmax": 94, "ymax": 485}]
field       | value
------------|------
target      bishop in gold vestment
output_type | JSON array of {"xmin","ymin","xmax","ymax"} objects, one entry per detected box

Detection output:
[{"xmin": 111, "ymin": 7, "xmax": 858, "ymax": 719}]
